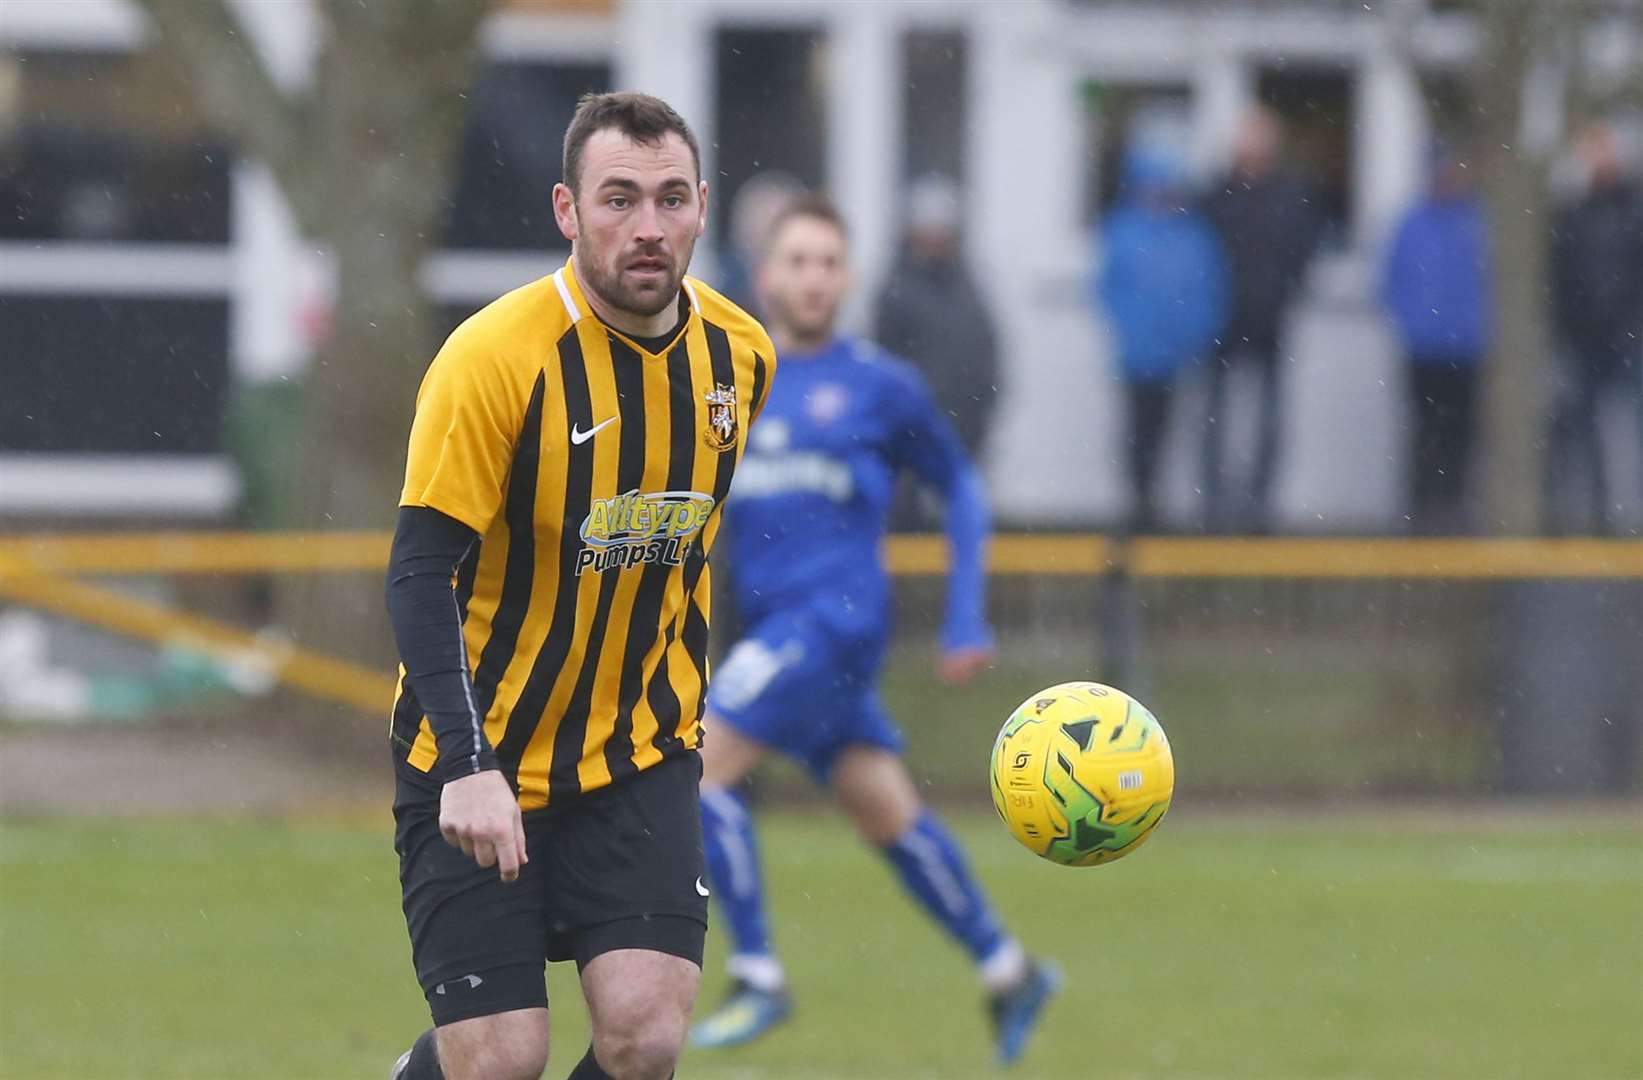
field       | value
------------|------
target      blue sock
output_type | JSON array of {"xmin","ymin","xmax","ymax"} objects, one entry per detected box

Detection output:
[
  {"xmin": 883, "ymin": 810, "xmax": 1008, "ymax": 964},
  {"xmin": 700, "ymin": 785, "xmax": 775, "ymax": 963}
]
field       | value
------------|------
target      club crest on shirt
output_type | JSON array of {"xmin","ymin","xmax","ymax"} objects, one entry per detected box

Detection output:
[{"xmin": 703, "ymin": 382, "xmax": 739, "ymax": 451}]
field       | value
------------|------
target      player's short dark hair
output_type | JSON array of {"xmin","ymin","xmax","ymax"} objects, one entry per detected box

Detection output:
[
  {"xmin": 765, "ymin": 194, "xmax": 849, "ymax": 251},
  {"xmin": 562, "ymin": 91, "xmax": 701, "ymax": 195}
]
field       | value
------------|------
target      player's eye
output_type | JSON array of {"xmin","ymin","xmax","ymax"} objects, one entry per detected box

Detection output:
[
  {"xmin": 607, "ymin": 196, "xmax": 630, "ymax": 210},
  {"xmin": 663, "ymin": 195, "xmax": 685, "ymax": 209}
]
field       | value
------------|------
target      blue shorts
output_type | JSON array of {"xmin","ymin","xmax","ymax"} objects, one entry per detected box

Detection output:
[{"xmin": 705, "ymin": 606, "xmax": 902, "ymax": 782}]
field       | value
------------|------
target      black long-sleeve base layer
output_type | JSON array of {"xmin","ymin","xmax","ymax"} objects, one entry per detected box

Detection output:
[{"xmin": 384, "ymin": 505, "xmax": 494, "ymax": 783}]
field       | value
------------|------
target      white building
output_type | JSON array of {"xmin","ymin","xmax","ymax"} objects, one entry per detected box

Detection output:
[{"xmin": 2, "ymin": 0, "xmax": 1630, "ymax": 528}]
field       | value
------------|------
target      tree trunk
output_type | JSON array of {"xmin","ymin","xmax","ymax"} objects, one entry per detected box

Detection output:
[
  {"xmin": 280, "ymin": 2, "xmax": 485, "ymax": 663},
  {"xmin": 1469, "ymin": 1, "xmax": 1640, "ymax": 794},
  {"xmin": 1475, "ymin": 0, "xmax": 1548, "ymax": 536},
  {"xmin": 283, "ymin": 228, "xmax": 432, "ymax": 670},
  {"xmin": 136, "ymin": 0, "xmax": 489, "ymax": 670}
]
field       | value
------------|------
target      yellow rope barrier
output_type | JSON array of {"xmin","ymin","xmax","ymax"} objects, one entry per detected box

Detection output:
[
  {"xmin": 3, "ymin": 531, "xmax": 1639, "ymax": 579},
  {"xmin": 1120, "ymin": 537, "xmax": 1643, "ymax": 580},
  {"xmin": 1, "ymin": 531, "xmax": 1638, "ymax": 715},
  {"xmin": 0, "ymin": 531, "xmax": 390, "ymax": 577},
  {"xmin": 0, "ymin": 557, "xmax": 395, "ymax": 714}
]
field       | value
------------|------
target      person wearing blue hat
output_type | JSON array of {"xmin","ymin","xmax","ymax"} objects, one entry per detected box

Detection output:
[{"xmin": 1095, "ymin": 143, "xmax": 1229, "ymax": 532}]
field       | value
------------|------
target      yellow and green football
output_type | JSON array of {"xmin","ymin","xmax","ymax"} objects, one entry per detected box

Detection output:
[{"xmin": 989, "ymin": 681, "xmax": 1174, "ymax": 866}]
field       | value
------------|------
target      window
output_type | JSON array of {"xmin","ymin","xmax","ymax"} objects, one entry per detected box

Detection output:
[
  {"xmin": 0, "ymin": 296, "xmax": 229, "ymax": 454},
  {"xmin": 712, "ymin": 26, "xmax": 829, "ymax": 239},
  {"xmin": 0, "ymin": 45, "xmax": 232, "ymax": 467},
  {"xmin": 441, "ymin": 59, "xmax": 611, "ymax": 250},
  {"xmin": 0, "ymin": 48, "xmax": 231, "ymax": 243},
  {"xmin": 900, "ymin": 29, "xmax": 968, "ymax": 193}
]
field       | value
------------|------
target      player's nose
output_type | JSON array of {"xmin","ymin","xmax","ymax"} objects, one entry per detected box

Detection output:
[{"xmin": 631, "ymin": 201, "xmax": 665, "ymax": 242}]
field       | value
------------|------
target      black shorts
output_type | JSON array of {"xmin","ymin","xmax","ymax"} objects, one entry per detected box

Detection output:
[{"xmin": 393, "ymin": 750, "xmax": 709, "ymax": 1026}]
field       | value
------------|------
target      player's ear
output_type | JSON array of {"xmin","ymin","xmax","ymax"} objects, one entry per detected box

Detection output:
[
  {"xmin": 753, "ymin": 252, "xmax": 771, "ymax": 298},
  {"xmin": 552, "ymin": 182, "xmax": 579, "ymax": 243},
  {"xmin": 695, "ymin": 180, "xmax": 709, "ymax": 239}
]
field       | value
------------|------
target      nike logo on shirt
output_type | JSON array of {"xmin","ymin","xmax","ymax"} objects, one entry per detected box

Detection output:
[{"xmin": 570, "ymin": 417, "xmax": 618, "ymax": 445}]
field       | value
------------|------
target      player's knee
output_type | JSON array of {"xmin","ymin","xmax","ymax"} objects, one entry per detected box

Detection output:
[
  {"xmin": 592, "ymin": 1012, "xmax": 687, "ymax": 1080},
  {"xmin": 846, "ymin": 795, "xmax": 921, "ymax": 846},
  {"xmin": 832, "ymin": 752, "xmax": 921, "ymax": 845},
  {"xmin": 437, "ymin": 1021, "xmax": 548, "ymax": 1080}
]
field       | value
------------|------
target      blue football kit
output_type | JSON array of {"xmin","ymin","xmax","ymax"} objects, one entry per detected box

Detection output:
[
  {"xmin": 693, "ymin": 336, "xmax": 1060, "ymax": 1062},
  {"xmin": 705, "ymin": 335, "xmax": 992, "ymax": 777}
]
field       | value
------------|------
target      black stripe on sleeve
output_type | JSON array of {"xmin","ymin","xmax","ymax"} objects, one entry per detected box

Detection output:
[
  {"xmin": 750, "ymin": 349, "xmax": 769, "ymax": 424},
  {"xmin": 495, "ymin": 329, "xmax": 594, "ymax": 790}
]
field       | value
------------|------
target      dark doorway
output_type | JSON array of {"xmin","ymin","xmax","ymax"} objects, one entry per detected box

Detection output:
[
  {"xmin": 900, "ymin": 29, "xmax": 968, "ymax": 193},
  {"xmin": 712, "ymin": 26, "xmax": 830, "ymax": 239}
]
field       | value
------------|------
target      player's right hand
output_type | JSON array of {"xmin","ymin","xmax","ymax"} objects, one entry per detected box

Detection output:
[{"xmin": 439, "ymin": 770, "xmax": 528, "ymax": 882}]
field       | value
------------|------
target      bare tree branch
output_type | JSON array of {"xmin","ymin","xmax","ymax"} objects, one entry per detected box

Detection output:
[{"xmin": 133, "ymin": 0, "xmax": 317, "ymax": 230}]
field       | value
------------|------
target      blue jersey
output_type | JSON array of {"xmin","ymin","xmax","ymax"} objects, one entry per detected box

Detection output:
[{"xmin": 724, "ymin": 336, "xmax": 991, "ymax": 653}]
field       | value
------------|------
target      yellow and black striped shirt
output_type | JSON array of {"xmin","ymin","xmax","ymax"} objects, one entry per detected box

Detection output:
[{"xmin": 392, "ymin": 259, "xmax": 775, "ymax": 810}]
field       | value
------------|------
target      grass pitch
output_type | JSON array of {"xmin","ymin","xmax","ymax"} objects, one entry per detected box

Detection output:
[{"xmin": 1, "ymin": 808, "xmax": 1639, "ymax": 1079}]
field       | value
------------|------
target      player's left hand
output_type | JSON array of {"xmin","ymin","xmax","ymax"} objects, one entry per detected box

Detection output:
[
  {"xmin": 938, "ymin": 646, "xmax": 993, "ymax": 686},
  {"xmin": 439, "ymin": 769, "xmax": 528, "ymax": 882}
]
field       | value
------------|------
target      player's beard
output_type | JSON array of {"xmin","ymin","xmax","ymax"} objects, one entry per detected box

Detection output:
[{"xmin": 579, "ymin": 236, "xmax": 695, "ymax": 320}]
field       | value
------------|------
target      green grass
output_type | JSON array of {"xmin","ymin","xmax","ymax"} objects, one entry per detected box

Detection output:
[{"xmin": 3, "ymin": 810, "xmax": 1640, "ymax": 1079}]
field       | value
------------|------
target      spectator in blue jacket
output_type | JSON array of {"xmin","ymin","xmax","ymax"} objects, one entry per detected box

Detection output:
[
  {"xmin": 1097, "ymin": 144, "xmax": 1229, "ymax": 532},
  {"xmin": 1381, "ymin": 146, "xmax": 1492, "ymax": 533}
]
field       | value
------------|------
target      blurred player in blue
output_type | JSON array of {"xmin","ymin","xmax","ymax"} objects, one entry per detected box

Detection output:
[{"xmin": 690, "ymin": 196, "xmax": 1059, "ymax": 1064}]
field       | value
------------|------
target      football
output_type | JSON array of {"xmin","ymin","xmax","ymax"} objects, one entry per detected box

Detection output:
[{"xmin": 989, "ymin": 681, "xmax": 1174, "ymax": 866}]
